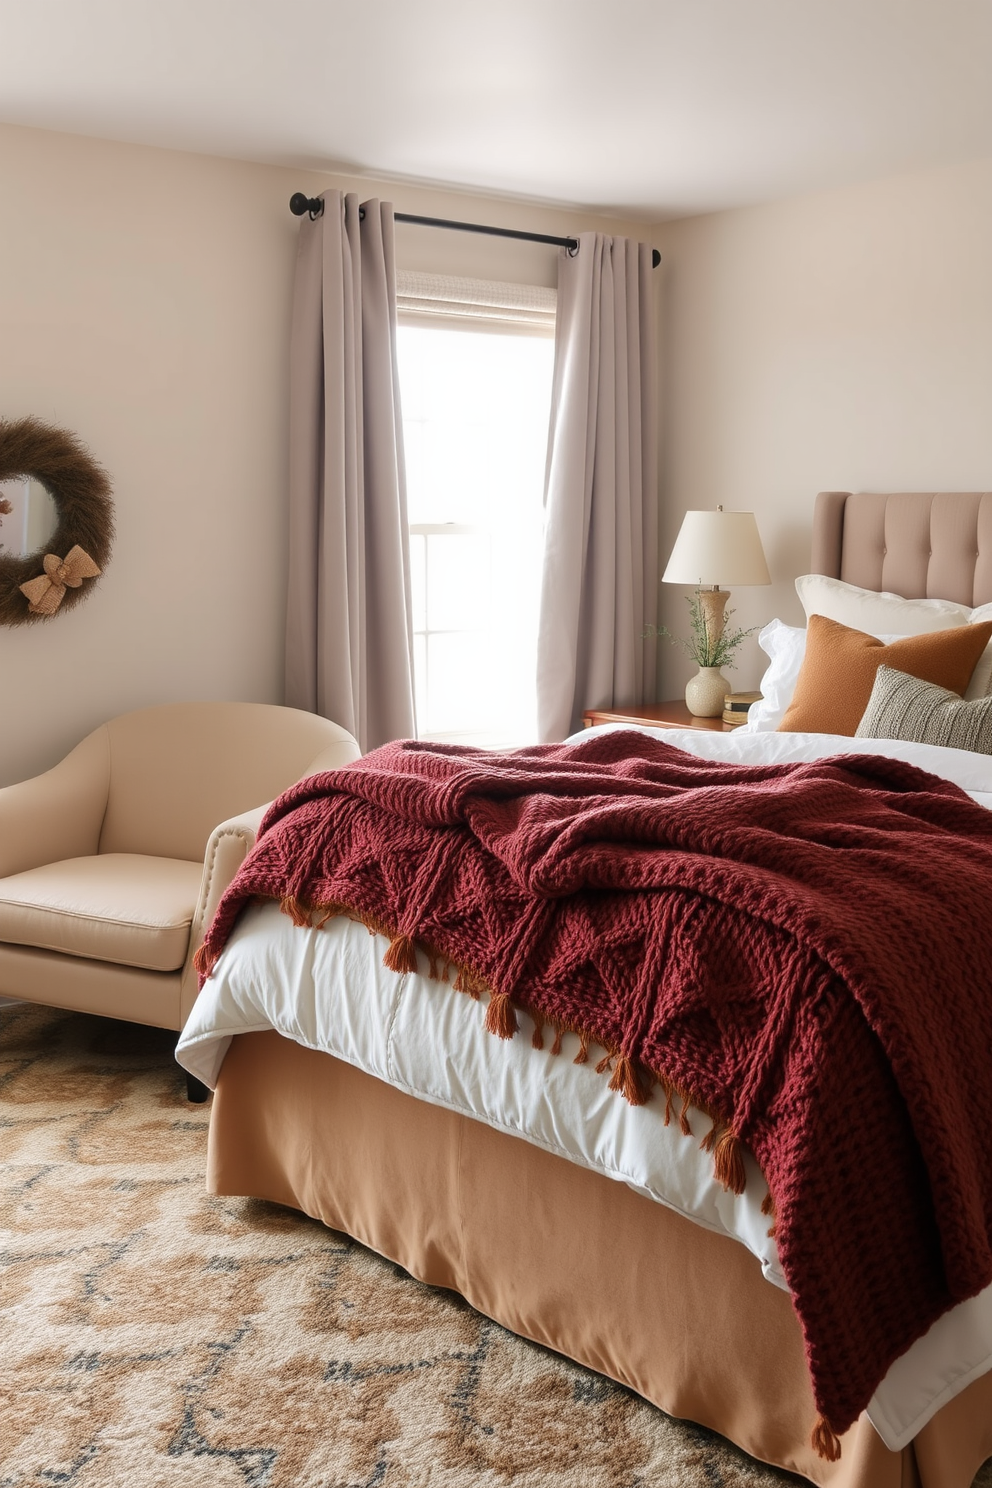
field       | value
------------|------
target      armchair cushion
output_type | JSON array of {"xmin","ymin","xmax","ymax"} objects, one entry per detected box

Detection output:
[{"xmin": 0, "ymin": 855, "xmax": 203, "ymax": 972}]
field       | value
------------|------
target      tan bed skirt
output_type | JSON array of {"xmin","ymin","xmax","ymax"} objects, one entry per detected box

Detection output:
[{"xmin": 207, "ymin": 1031, "xmax": 992, "ymax": 1488}]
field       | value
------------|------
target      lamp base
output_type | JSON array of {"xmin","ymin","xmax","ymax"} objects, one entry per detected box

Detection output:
[
  {"xmin": 685, "ymin": 667, "xmax": 729, "ymax": 718},
  {"xmin": 697, "ymin": 588, "xmax": 730, "ymax": 647}
]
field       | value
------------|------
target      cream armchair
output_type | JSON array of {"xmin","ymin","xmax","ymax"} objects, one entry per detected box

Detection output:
[{"xmin": 0, "ymin": 702, "xmax": 360, "ymax": 1098}]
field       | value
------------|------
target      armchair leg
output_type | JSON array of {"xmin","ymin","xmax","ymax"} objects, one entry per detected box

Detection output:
[{"xmin": 185, "ymin": 1071, "xmax": 210, "ymax": 1104}]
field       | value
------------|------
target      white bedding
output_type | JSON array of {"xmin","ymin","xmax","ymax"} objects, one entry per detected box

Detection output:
[{"xmin": 176, "ymin": 725, "xmax": 992, "ymax": 1453}]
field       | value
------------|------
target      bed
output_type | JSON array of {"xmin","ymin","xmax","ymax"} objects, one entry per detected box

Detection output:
[{"xmin": 178, "ymin": 490, "xmax": 992, "ymax": 1488}]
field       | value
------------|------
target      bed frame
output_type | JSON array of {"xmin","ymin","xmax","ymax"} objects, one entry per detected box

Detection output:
[{"xmin": 206, "ymin": 491, "xmax": 992, "ymax": 1488}]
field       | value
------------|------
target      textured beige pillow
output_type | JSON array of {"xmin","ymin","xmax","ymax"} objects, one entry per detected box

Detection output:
[
  {"xmin": 778, "ymin": 615, "xmax": 992, "ymax": 735},
  {"xmin": 856, "ymin": 666, "xmax": 992, "ymax": 753}
]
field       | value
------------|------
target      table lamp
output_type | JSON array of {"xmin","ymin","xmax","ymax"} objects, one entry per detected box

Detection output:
[{"xmin": 662, "ymin": 506, "xmax": 770, "ymax": 716}]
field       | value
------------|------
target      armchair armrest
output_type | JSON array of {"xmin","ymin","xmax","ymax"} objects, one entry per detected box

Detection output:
[
  {"xmin": 0, "ymin": 728, "xmax": 111, "ymax": 879},
  {"xmin": 300, "ymin": 734, "xmax": 362, "ymax": 777},
  {"xmin": 178, "ymin": 729, "xmax": 360, "ymax": 1027},
  {"xmin": 179, "ymin": 803, "xmax": 268, "ymax": 1027}
]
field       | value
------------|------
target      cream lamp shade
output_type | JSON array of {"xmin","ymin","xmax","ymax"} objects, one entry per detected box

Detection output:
[
  {"xmin": 662, "ymin": 507, "xmax": 770, "ymax": 719},
  {"xmin": 662, "ymin": 508, "xmax": 770, "ymax": 588}
]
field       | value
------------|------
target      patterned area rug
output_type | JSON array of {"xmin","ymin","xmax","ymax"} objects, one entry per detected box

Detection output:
[{"xmin": 1, "ymin": 1003, "xmax": 990, "ymax": 1488}]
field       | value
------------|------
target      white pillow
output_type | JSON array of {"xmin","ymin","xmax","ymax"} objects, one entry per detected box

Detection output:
[
  {"xmin": 744, "ymin": 621, "xmax": 807, "ymax": 732},
  {"xmin": 795, "ymin": 574, "xmax": 992, "ymax": 701},
  {"xmin": 969, "ymin": 603, "xmax": 992, "ymax": 697},
  {"xmin": 795, "ymin": 574, "xmax": 972, "ymax": 634}
]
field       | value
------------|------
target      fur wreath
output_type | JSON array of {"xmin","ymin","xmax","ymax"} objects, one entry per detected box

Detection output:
[{"xmin": 0, "ymin": 417, "xmax": 114, "ymax": 625}]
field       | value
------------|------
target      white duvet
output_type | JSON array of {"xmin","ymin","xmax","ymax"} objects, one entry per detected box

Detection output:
[{"xmin": 176, "ymin": 725, "xmax": 992, "ymax": 1453}]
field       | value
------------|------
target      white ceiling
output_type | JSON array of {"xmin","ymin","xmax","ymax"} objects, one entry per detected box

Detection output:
[{"xmin": 2, "ymin": 0, "xmax": 992, "ymax": 219}]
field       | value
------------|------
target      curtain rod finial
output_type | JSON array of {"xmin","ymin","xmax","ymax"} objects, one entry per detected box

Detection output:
[{"xmin": 290, "ymin": 192, "xmax": 324, "ymax": 220}]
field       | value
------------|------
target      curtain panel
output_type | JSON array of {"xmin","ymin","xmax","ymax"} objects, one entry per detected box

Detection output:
[
  {"xmin": 536, "ymin": 234, "xmax": 659, "ymax": 741},
  {"xmin": 286, "ymin": 191, "xmax": 416, "ymax": 752}
]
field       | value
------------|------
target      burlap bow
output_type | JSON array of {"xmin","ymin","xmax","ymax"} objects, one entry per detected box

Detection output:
[{"xmin": 20, "ymin": 546, "xmax": 102, "ymax": 616}]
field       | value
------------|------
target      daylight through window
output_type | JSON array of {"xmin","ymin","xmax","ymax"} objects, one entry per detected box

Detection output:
[{"xmin": 397, "ymin": 288, "xmax": 555, "ymax": 749}]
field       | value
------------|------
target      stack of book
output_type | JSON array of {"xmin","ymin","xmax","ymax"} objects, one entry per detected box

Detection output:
[{"xmin": 722, "ymin": 691, "xmax": 762, "ymax": 728}]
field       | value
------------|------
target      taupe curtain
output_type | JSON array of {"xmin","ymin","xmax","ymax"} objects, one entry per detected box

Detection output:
[
  {"xmin": 536, "ymin": 234, "xmax": 659, "ymax": 741},
  {"xmin": 286, "ymin": 191, "xmax": 416, "ymax": 752}
]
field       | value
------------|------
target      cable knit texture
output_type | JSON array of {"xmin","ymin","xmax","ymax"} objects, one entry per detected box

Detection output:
[{"xmin": 197, "ymin": 729, "xmax": 992, "ymax": 1451}]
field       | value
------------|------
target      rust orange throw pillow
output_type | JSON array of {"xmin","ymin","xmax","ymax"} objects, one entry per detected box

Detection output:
[{"xmin": 778, "ymin": 614, "xmax": 992, "ymax": 735}]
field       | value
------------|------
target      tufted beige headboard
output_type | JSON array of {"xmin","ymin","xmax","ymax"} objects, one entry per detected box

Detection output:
[{"xmin": 811, "ymin": 490, "xmax": 992, "ymax": 607}]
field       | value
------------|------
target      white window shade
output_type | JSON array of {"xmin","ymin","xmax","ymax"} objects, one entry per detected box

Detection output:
[{"xmin": 396, "ymin": 271, "xmax": 557, "ymax": 333}]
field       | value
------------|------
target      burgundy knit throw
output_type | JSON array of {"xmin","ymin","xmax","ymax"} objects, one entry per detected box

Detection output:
[{"xmin": 197, "ymin": 730, "xmax": 992, "ymax": 1456}]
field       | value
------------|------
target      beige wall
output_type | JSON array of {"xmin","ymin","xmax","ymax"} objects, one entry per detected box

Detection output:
[
  {"xmin": 654, "ymin": 155, "xmax": 992, "ymax": 698},
  {"xmin": 0, "ymin": 121, "xmax": 654, "ymax": 787},
  {"xmin": 13, "ymin": 115, "xmax": 984, "ymax": 772}
]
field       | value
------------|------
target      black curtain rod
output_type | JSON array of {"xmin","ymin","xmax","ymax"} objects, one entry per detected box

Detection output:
[{"xmin": 289, "ymin": 193, "xmax": 661, "ymax": 268}]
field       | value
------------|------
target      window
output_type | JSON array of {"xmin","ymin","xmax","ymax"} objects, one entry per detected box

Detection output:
[{"xmin": 396, "ymin": 275, "xmax": 555, "ymax": 749}]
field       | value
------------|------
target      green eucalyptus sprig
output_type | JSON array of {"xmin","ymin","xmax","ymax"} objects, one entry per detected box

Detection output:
[{"xmin": 647, "ymin": 590, "xmax": 757, "ymax": 669}]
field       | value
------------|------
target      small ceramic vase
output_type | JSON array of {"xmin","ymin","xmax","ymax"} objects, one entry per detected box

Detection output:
[{"xmin": 685, "ymin": 667, "xmax": 728, "ymax": 718}]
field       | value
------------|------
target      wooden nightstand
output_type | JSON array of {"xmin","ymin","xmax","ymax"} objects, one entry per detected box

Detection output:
[{"xmin": 582, "ymin": 700, "xmax": 735, "ymax": 732}]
